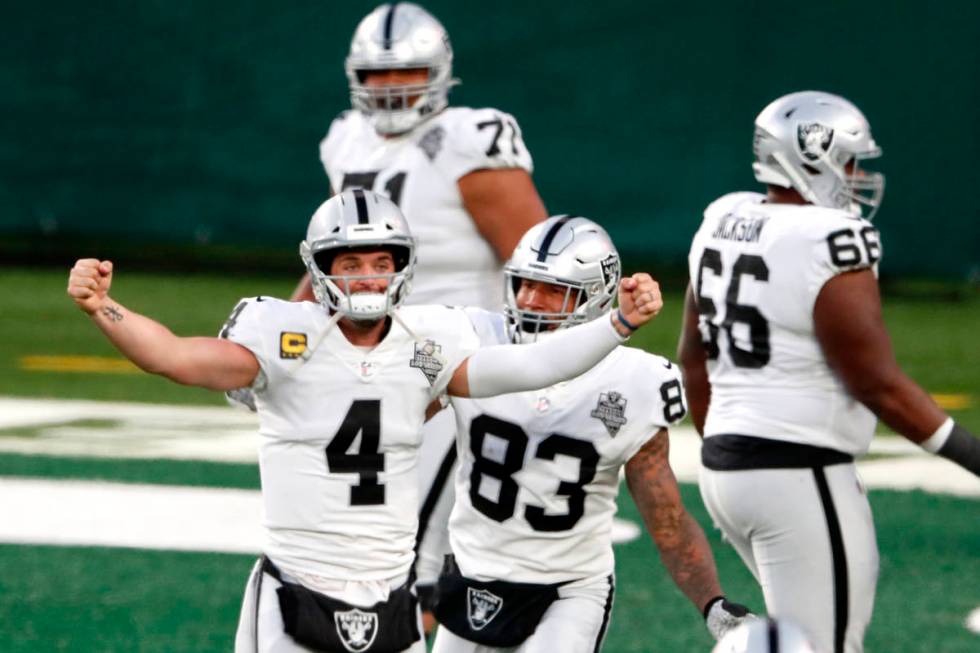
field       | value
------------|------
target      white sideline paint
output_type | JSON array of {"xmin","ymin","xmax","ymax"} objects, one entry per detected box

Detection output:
[
  {"xmin": 0, "ymin": 477, "xmax": 264, "ymax": 554},
  {"xmin": 966, "ymin": 606, "xmax": 980, "ymax": 635},
  {"xmin": 0, "ymin": 396, "xmax": 977, "ymax": 495}
]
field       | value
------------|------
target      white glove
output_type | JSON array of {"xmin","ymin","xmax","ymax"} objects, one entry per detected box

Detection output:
[{"xmin": 704, "ymin": 596, "xmax": 753, "ymax": 640}]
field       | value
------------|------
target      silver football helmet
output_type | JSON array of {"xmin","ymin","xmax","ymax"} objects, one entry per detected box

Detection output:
[
  {"xmin": 299, "ymin": 189, "xmax": 415, "ymax": 321},
  {"xmin": 504, "ymin": 215, "xmax": 621, "ymax": 341},
  {"xmin": 753, "ymin": 91, "xmax": 884, "ymax": 219},
  {"xmin": 346, "ymin": 3, "xmax": 457, "ymax": 135},
  {"xmin": 711, "ymin": 618, "xmax": 820, "ymax": 653}
]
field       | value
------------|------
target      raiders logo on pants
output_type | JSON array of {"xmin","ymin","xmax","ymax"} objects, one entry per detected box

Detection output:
[
  {"xmin": 699, "ymin": 462, "xmax": 879, "ymax": 653},
  {"xmin": 234, "ymin": 557, "xmax": 427, "ymax": 653},
  {"xmin": 431, "ymin": 573, "xmax": 615, "ymax": 653}
]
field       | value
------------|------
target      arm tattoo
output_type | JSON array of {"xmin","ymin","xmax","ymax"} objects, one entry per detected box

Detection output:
[
  {"xmin": 626, "ymin": 431, "xmax": 722, "ymax": 610},
  {"xmin": 101, "ymin": 304, "xmax": 124, "ymax": 322}
]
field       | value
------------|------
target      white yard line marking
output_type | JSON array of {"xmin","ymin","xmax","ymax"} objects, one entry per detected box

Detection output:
[
  {"xmin": 0, "ymin": 477, "xmax": 639, "ymax": 552},
  {"xmin": 0, "ymin": 396, "xmax": 977, "ymax": 497}
]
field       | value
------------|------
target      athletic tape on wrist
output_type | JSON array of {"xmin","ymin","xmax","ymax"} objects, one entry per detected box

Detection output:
[{"xmin": 920, "ymin": 417, "xmax": 954, "ymax": 453}]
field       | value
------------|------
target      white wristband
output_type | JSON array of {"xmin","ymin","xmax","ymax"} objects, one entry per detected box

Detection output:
[{"xmin": 919, "ymin": 417, "xmax": 954, "ymax": 453}]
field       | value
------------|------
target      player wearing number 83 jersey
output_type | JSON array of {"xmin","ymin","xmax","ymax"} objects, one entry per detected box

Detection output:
[{"xmin": 432, "ymin": 217, "xmax": 751, "ymax": 653}]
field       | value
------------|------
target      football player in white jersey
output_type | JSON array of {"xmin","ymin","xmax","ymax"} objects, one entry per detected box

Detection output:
[
  {"xmin": 68, "ymin": 190, "xmax": 663, "ymax": 653},
  {"xmin": 678, "ymin": 91, "xmax": 980, "ymax": 653},
  {"xmin": 292, "ymin": 3, "xmax": 549, "ymax": 620},
  {"xmin": 429, "ymin": 216, "xmax": 752, "ymax": 653}
]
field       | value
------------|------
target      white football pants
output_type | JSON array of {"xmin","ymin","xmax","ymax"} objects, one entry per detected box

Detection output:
[
  {"xmin": 430, "ymin": 574, "xmax": 615, "ymax": 653},
  {"xmin": 699, "ymin": 463, "xmax": 879, "ymax": 653},
  {"xmin": 234, "ymin": 558, "xmax": 426, "ymax": 653}
]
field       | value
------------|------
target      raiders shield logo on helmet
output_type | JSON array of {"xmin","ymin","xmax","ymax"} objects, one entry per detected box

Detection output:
[
  {"xmin": 334, "ymin": 608, "xmax": 379, "ymax": 652},
  {"xmin": 797, "ymin": 122, "xmax": 834, "ymax": 161},
  {"xmin": 409, "ymin": 339, "xmax": 444, "ymax": 385},
  {"xmin": 599, "ymin": 253, "xmax": 620, "ymax": 290},
  {"xmin": 467, "ymin": 587, "xmax": 503, "ymax": 631},
  {"xmin": 591, "ymin": 391, "xmax": 628, "ymax": 436}
]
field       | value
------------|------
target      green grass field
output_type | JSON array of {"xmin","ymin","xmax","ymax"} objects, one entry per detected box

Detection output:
[{"xmin": 0, "ymin": 266, "xmax": 978, "ymax": 652}]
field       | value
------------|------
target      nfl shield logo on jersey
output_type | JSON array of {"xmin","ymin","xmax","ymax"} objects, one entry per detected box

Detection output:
[
  {"xmin": 467, "ymin": 587, "xmax": 503, "ymax": 631},
  {"xmin": 410, "ymin": 339, "xmax": 444, "ymax": 385},
  {"xmin": 797, "ymin": 122, "xmax": 834, "ymax": 160},
  {"xmin": 591, "ymin": 391, "xmax": 628, "ymax": 436},
  {"xmin": 334, "ymin": 608, "xmax": 379, "ymax": 652}
]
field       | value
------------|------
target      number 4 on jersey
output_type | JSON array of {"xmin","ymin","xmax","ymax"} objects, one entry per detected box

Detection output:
[{"xmin": 326, "ymin": 400, "xmax": 385, "ymax": 506}]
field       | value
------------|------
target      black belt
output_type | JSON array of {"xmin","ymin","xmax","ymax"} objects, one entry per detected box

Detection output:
[{"xmin": 702, "ymin": 434, "xmax": 853, "ymax": 470}]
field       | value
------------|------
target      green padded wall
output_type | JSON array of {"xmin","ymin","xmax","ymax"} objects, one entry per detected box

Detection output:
[{"xmin": 2, "ymin": 1, "xmax": 977, "ymax": 278}]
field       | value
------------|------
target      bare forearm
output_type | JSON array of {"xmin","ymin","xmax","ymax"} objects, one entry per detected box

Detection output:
[
  {"xmin": 648, "ymin": 508, "xmax": 723, "ymax": 611},
  {"xmin": 89, "ymin": 297, "xmax": 249, "ymax": 389},
  {"xmin": 853, "ymin": 370, "xmax": 947, "ymax": 444},
  {"xmin": 626, "ymin": 432, "xmax": 723, "ymax": 613},
  {"xmin": 90, "ymin": 297, "xmax": 186, "ymax": 379}
]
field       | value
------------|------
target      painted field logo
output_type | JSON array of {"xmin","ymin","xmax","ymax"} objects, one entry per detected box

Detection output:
[
  {"xmin": 334, "ymin": 608, "xmax": 378, "ymax": 652},
  {"xmin": 467, "ymin": 587, "xmax": 503, "ymax": 630}
]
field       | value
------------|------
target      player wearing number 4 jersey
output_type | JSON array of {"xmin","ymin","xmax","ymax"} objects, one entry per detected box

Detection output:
[
  {"xmin": 292, "ymin": 4, "xmax": 548, "ymax": 620},
  {"xmin": 431, "ymin": 216, "xmax": 752, "ymax": 653},
  {"xmin": 680, "ymin": 91, "xmax": 980, "ymax": 653},
  {"xmin": 68, "ymin": 191, "xmax": 662, "ymax": 653}
]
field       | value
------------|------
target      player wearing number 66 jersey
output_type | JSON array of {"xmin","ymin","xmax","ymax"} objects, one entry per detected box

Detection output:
[
  {"xmin": 680, "ymin": 91, "xmax": 980, "ymax": 653},
  {"xmin": 68, "ymin": 191, "xmax": 663, "ymax": 653},
  {"xmin": 431, "ymin": 216, "xmax": 751, "ymax": 653}
]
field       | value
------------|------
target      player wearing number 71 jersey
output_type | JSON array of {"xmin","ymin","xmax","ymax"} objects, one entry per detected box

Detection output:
[
  {"xmin": 431, "ymin": 216, "xmax": 751, "ymax": 653},
  {"xmin": 679, "ymin": 91, "xmax": 980, "ymax": 653}
]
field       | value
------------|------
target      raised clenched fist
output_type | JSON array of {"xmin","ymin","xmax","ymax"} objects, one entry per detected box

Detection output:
[
  {"xmin": 67, "ymin": 259, "xmax": 114, "ymax": 315},
  {"xmin": 615, "ymin": 272, "xmax": 663, "ymax": 331}
]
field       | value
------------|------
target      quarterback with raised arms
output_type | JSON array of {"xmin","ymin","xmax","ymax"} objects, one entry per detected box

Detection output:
[
  {"xmin": 679, "ymin": 91, "xmax": 980, "ymax": 653},
  {"xmin": 68, "ymin": 190, "xmax": 662, "ymax": 653},
  {"xmin": 291, "ymin": 3, "xmax": 549, "ymax": 618},
  {"xmin": 430, "ymin": 216, "xmax": 751, "ymax": 652}
]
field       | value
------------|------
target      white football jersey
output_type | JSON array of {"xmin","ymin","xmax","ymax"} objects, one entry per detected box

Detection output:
[
  {"xmin": 688, "ymin": 192, "xmax": 882, "ymax": 455},
  {"xmin": 221, "ymin": 298, "xmax": 480, "ymax": 581},
  {"xmin": 447, "ymin": 309, "xmax": 687, "ymax": 584},
  {"xmin": 319, "ymin": 107, "xmax": 534, "ymax": 309}
]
